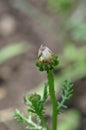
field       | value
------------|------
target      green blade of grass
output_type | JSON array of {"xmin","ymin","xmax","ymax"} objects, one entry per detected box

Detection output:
[{"xmin": 0, "ymin": 43, "xmax": 27, "ymax": 64}]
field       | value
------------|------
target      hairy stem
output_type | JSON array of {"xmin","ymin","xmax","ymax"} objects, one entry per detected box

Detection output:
[{"xmin": 47, "ymin": 70, "xmax": 57, "ymax": 130}]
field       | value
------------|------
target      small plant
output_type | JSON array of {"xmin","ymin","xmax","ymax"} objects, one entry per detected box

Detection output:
[{"xmin": 13, "ymin": 45, "xmax": 73, "ymax": 130}]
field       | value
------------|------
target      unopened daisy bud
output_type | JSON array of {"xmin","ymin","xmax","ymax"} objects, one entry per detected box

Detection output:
[
  {"xmin": 29, "ymin": 93, "xmax": 41, "ymax": 103},
  {"xmin": 38, "ymin": 45, "xmax": 54, "ymax": 63},
  {"xmin": 36, "ymin": 45, "xmax": 59, "ymax": 71}
]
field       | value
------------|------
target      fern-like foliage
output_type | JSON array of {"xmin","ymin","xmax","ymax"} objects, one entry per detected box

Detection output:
[
  {"xmin": 58, "ymin": 80, "xmax": 73, "ymax": 113},
  {"xmin": 13, "ymin": 109, "xmax": 28, "ymax": 123},
  {"xmin": 24, "ymin": 83, "xmax": 48, "ymax": 116},
  {"xmin": 42, "ymin": 82, "xmax": 48, "ymax": 103},
  {"xmin": 13, "ymin": 109, "xmax": 43, "ymax": 130},
  {"xmin": 14, "ymin": 83, "xmax": 48, "ymax": 130}
]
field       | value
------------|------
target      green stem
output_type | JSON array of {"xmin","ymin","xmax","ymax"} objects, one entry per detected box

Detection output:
[
  {"xmin": 47, "ymin": 70, "xmax": 57, "ymax": 130},
  {"xmin": 39, "ymin": 115, "xmax": 50, "ymax": 130}
]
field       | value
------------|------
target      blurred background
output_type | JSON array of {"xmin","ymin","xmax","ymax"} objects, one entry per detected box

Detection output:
[{"xmin": 0, "ymin": 0, "xmax": 86, "ymax": 130}]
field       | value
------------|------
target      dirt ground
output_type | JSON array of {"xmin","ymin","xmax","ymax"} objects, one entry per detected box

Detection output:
[{"xmin": 0, "ymin": 0, "xmax": 86, "ymax": 130}]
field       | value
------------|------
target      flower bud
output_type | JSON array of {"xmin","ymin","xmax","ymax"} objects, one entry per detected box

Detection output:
[
  {"xmin": 38, "ymin": 44, "xmax": 54, "ymax": 63},
  {"xmin": 29, "ymin": 93, "xmax": 41, "ymax": 103},
  {"xmin": 36, "ymin": 45, "xmax": 59, "ymax": 71}
]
